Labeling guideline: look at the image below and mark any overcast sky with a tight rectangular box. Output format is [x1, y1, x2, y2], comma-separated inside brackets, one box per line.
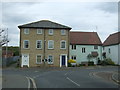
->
[1, 0, 118, 46]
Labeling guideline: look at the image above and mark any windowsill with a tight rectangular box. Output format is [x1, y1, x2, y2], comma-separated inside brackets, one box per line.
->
[36, 63, 42, 64]
[60, 48, 66, 50]
[48, 34, 53, 35]
[48, 63, 53, 65]
[37, 33, 42, 35]
[48, 48, 54, 50]
[61, 34, 66, 36]
[36, 48, 42, 50]
[23, 48, 29, 50]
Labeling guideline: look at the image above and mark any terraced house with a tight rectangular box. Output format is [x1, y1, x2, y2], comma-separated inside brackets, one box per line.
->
[18, 20, 71, 67]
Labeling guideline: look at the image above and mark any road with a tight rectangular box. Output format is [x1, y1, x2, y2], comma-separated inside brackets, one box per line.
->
[2, 66, 119, 89]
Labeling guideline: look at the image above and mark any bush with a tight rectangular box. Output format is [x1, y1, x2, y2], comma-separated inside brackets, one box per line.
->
[68, 62, 72, 67]
[88, 61, 94, 66]
[101, 58, 115, 65]
[68, 59, 76, 63]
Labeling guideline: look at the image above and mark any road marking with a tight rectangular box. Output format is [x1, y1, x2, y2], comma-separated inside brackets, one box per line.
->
[29, 77, 37, 89]
[65, 73, 68, 76]
[25, 77, 30, 89]
[66, 77, 80, 87]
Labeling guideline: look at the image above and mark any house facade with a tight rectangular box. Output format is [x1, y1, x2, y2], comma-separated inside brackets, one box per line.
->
[70, 32, 102, 65]
[103, 32, 120, 65]
[18, 20, 71, 67]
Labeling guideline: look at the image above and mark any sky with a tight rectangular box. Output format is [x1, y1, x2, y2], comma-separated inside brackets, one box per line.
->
[0, 0, 119, 46]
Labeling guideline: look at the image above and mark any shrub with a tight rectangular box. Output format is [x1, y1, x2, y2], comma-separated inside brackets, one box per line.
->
[88, 61, 94, 66]
[101, 58, 115, 65]
[68, 62, 72, 67]
[68, 59, 76, 63]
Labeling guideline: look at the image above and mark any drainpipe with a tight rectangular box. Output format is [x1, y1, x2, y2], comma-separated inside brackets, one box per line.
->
[43, 29, 46, 66]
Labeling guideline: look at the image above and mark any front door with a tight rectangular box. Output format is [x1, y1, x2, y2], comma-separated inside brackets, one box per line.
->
[21, 54, 29, 67]
[60, 54, 67, 67]
[62, 55, 66, 66]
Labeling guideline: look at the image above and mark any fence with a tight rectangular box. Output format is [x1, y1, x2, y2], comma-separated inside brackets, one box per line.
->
[2, 56, 20, 67]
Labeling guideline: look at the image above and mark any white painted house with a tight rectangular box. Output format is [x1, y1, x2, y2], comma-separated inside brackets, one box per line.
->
[103, 32, 120, 65]
[70, 32, 102, 65]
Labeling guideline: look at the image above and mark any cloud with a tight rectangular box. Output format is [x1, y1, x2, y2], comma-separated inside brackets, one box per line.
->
[2, 2, 118, 46]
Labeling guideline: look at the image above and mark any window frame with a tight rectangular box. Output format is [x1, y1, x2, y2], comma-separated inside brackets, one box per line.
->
[48, 55, 54, 64]
[24, 28, 29, 34]
[61, 29, 66, 35]
[94, 45, 98, 49]
[23, 40, 29, 49]
[37, 29, 42, 34]
[36, 40, 42, 49]
[72, 45, 76, 50]
[71, 55, 76, 60]
[82, 47, 86, 53]
[60, 40, 66, 49]
[48, 29, 53, 35]
[36, 54, 42, 64]
[48, 40, 54, 49]
[108, 48, 111, 54]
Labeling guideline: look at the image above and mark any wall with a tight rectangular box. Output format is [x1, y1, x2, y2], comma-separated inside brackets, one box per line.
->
[103, 44, 119, 65]
[70, 45, 102, 64]
[20, 28, 69, 67]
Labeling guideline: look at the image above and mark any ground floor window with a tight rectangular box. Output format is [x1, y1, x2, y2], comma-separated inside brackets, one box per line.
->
[36, 54, 42, 64]
[71, 55, 76, 60]
[48, 55, 54, 64]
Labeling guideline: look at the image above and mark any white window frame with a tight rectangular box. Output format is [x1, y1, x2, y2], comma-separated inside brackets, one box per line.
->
[48, 40, 54, 49]
[94, 45, 98, 49]
[23, 40, 29, 49]
[36, 40, 42, 49]
[36, 54, 42, 64]
[37, 29, 42, 34]
[48, 55, 54, 64]
[71, 55, 76, 60]
[71, 45, 76, 50]
[82, 47, 86, 53]
[60, 40, 66, 49]
[24, 28, 29, 34]
[61, 29, 66, 35]
[49, 29, 53, 35]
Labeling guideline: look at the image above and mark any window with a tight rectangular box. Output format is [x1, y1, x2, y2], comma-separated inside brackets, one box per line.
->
[94, 45, 98, 49]
[49, 29, 53, 35]
[37, 29, 42, 34]
[24, 28, 29, 34]
[60, 40, 66, 49]
[108, 48, 111, 54]
[72, 45, 76, 50]
[48, 55, 53, 64]
[36, 55, 42, 64]
[23, 40, 29, 49]
[36, 40, 42, 49]
[61, 30, 66, 35]
[71, 55, 76, 60]
[82, 48, 86, 53]
[48, 40, 54, 49]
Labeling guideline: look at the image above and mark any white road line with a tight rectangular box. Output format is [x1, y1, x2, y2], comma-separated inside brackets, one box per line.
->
[29, 77, 37, 89]
[65, 73, 68, 76]
[66, 77, 80, 87]
[25, 76, 30, 89]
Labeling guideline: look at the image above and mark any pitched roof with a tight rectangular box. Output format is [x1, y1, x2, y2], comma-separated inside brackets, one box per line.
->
[103, 32, 120, 46]
[70, 32, 102, 45]
[18, 20, 71, 29]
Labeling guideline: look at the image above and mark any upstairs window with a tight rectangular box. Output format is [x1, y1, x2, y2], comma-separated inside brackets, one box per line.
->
[94, 45, 98, 49]
[49, 29, 53, 35]
[82, 48, 86, 53]
[24, 28, 29, 34]
[48, 40, 54, 49]
[36, 40, 42, 49]
[37, 29, 42, 34]
[48, 55, 53, 64]
[23, 40, 29, 49]
[60, 40, 66, 49]
[36, 54, 42, 64]
[108, 48, 111, 54]
[72, 45, 76, 50]
[61, 30, 66, 35]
